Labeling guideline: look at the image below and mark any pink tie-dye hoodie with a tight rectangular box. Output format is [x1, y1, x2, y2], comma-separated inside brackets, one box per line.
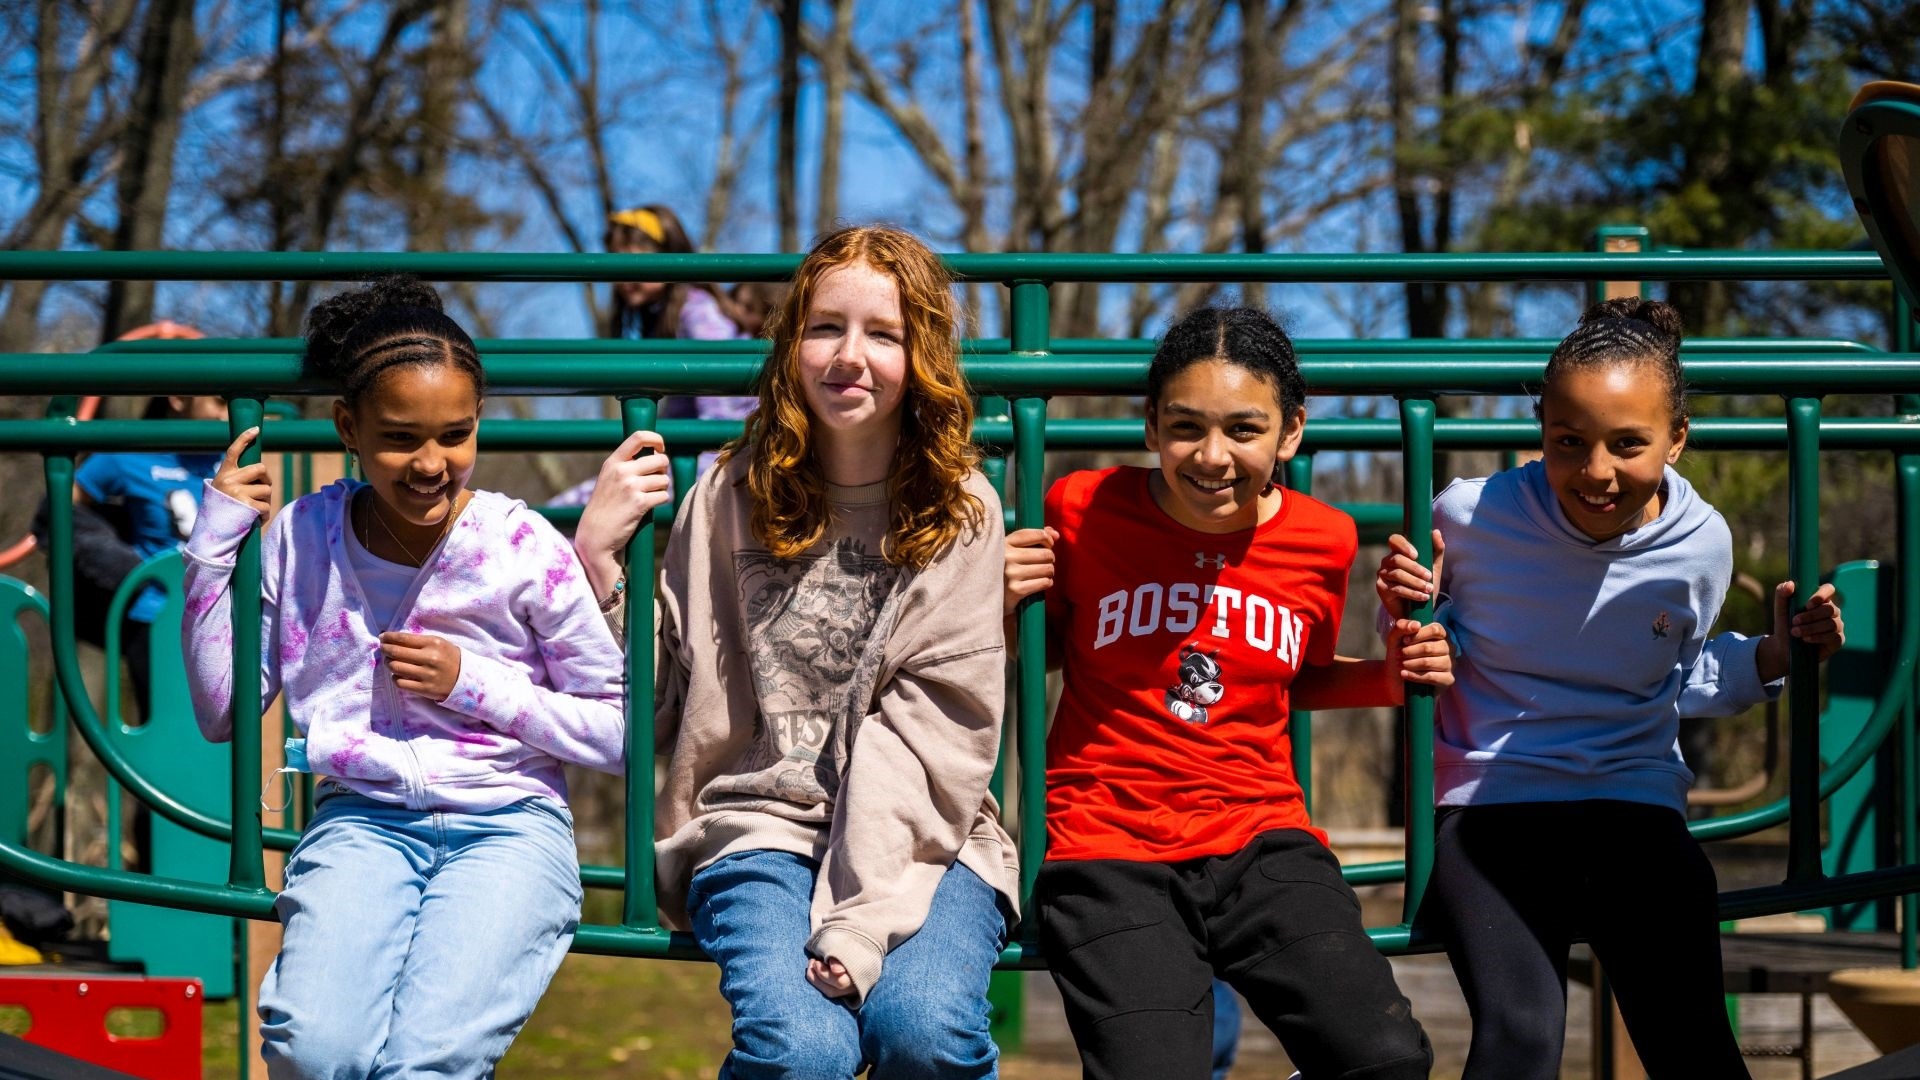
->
[182, 479, 626, 812]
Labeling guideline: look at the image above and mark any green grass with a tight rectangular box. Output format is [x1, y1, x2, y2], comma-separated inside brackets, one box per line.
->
[503, 955, 735, 1079]
[192, 957, 1082, 1079]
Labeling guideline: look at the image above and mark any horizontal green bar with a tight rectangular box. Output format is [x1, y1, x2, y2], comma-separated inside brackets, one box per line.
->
[7, 416, 1920, 454]
[8, 352, 1920, 396]
[0, 249, 1886, 284]
[9, 830, 1911, 964]
[91, 335, 1883, 358]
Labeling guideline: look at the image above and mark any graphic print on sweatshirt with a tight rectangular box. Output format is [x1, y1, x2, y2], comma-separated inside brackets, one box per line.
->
[1164, 644, 1225, 723]
[704, 536, 904, 813]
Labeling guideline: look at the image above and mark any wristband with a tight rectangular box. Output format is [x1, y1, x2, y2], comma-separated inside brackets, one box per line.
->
[598, 575, 627, 614]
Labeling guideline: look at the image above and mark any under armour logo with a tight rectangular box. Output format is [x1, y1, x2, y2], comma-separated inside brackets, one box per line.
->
[1195, 552, 1227, 569]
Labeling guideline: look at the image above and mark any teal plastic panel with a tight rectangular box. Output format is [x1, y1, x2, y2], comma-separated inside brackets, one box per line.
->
[0, 577, 65, 851]
[1823, 560, 1899, 930]
[103, 551, 239, 997]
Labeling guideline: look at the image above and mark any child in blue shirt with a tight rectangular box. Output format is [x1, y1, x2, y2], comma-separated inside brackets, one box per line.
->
[1380, 297, 1846, 1078]
[66, 395, 228, 709]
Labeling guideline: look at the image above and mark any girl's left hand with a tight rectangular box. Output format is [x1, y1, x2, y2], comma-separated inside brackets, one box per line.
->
[1756, 581, 1846, 681]
[1386, 618, 1454, 691]
[806, 957, 855, 999]
[380, 632, 464, 701]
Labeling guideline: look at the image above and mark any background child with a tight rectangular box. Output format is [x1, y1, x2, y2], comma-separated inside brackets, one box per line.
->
[605, 204, 755, 430]
[29, 320, 221, 717]
[1004, 306, 1447, 1080]
[579, 224, 1017, 1079]
[185, 276, 625, 1079]
[726, 280, 790, 339]
[1379, 297, 1846, 1079]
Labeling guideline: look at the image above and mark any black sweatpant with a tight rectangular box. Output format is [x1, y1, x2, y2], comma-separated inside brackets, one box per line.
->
[1037, 829, 1432, 1080]
[1424, 800, 1748, 1080]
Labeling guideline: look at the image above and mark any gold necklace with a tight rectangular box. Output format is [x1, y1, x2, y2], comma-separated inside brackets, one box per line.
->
[361, 491, 459, 566]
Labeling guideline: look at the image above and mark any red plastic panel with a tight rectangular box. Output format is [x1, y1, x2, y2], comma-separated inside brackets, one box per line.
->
[0, 975, 202, 1079]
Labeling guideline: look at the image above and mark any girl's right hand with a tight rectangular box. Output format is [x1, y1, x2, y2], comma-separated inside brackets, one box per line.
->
[1004, 526, 1058, 616]
[575, 429, 671, 599]
[212, 428, 272, 515]
[1376, 529, 1444, 619]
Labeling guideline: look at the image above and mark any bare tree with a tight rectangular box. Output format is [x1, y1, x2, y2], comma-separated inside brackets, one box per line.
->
[102, 0, 198, 341]
[0, 0, 142, 353]
[776, 0, 803, 251]
[814, 0, 854, 234]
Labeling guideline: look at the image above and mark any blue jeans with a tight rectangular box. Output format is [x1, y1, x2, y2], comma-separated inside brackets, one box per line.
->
[1211, 978, 1240, 1080]
[688, 849, 1006, 1080]
[258, 791, 582, 1080]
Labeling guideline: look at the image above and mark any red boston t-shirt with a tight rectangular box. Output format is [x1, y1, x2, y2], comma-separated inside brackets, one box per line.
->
[1043, 466, 1355, 862]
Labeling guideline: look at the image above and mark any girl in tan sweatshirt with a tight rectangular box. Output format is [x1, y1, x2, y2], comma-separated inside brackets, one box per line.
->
[576, 225, 1017, 1079]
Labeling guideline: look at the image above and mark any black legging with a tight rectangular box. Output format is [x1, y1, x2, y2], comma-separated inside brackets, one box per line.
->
[1423, 800, 1749, 1080]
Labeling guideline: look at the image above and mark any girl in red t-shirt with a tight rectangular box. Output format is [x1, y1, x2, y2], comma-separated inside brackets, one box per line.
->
[1004, 306, 1451, 1080]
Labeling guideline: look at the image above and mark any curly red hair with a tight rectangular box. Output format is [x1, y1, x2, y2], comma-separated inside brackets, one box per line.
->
[722, 225, 982, 569]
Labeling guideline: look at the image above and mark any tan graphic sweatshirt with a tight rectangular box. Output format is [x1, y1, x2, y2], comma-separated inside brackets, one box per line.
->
[648, 455, 1018, 1005]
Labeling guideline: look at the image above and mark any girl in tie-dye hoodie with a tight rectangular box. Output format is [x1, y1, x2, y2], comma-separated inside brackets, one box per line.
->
[183, 277, 624, 1080]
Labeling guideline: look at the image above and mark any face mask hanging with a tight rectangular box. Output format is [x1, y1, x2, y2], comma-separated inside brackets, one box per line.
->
[261, 738, 311, 814]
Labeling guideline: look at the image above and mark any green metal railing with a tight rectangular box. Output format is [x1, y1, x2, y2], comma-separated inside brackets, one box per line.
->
[2, 250, 1918, 976]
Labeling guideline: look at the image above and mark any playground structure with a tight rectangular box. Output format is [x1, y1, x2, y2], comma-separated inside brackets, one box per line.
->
[1, 85, 1920, 1077]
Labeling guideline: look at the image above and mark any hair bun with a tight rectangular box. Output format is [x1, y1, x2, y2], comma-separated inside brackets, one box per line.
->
[1579, 296, 1683, 342]
[302, 274, 446, 380]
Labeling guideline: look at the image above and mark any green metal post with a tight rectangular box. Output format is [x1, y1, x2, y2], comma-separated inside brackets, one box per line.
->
[1902, 456, 1920, 969]
[227, 398, 267, 892]
[621, 397, 660, 930]
[1285, 454, 1315, 814]
[1898, 311, 1918, 965]
[1398, 399, 1437, 925]
[1786, 396, 1824, 882]
[1012, 397, 1049, 924]
[1009, 277, 1051, 937]
[39, 457, 305, 854]
[1590, 225, 1651, 306]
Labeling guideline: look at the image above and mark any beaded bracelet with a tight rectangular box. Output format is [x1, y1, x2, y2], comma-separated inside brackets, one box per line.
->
[597, 575, 627, 614]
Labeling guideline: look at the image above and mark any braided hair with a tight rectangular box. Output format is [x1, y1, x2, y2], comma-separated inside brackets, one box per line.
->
[1146, 306, 1306, 416]
[303, 275, 486, 406]
[1538, 297, 1687, 436]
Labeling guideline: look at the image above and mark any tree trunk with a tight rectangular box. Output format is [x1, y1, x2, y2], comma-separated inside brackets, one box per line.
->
[103, 0, 197, 342]
[815, 0, 853, 235]
[267, 0, 296, 336]
[1391, 0, 1446, 339]
[1673, 0, 1752, 334]
[703, 0, 750, 253]
[777, 0, 802, 252]
[958, 0, 989, 319]
[0, 0, 139, 353]
[1231, 0, 1269, 305]
[409, 0, 468, 254]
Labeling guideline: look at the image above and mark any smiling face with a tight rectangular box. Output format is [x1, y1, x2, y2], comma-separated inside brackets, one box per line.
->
[334, 363, 482, 530]
[1144, 359, 1305, 534]
[796, 261, 909, 446]
[1540, 363, 1687, 542]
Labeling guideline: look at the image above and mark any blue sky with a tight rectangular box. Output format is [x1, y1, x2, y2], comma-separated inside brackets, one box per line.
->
[1, 0, 1881, 352]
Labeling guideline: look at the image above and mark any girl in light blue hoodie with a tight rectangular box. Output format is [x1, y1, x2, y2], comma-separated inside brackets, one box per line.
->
[1379, 297, 1845, 1080]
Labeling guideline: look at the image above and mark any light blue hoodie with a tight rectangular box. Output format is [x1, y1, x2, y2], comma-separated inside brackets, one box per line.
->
[1423, 460, 1781, 811]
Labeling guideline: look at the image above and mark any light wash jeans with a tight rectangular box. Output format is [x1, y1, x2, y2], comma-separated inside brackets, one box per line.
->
[688, 849, 1007, 1080]
[258, 790, 582, 1080]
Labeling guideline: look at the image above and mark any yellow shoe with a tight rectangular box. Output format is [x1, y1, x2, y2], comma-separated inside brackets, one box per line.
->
[0, 924, 42, 965]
